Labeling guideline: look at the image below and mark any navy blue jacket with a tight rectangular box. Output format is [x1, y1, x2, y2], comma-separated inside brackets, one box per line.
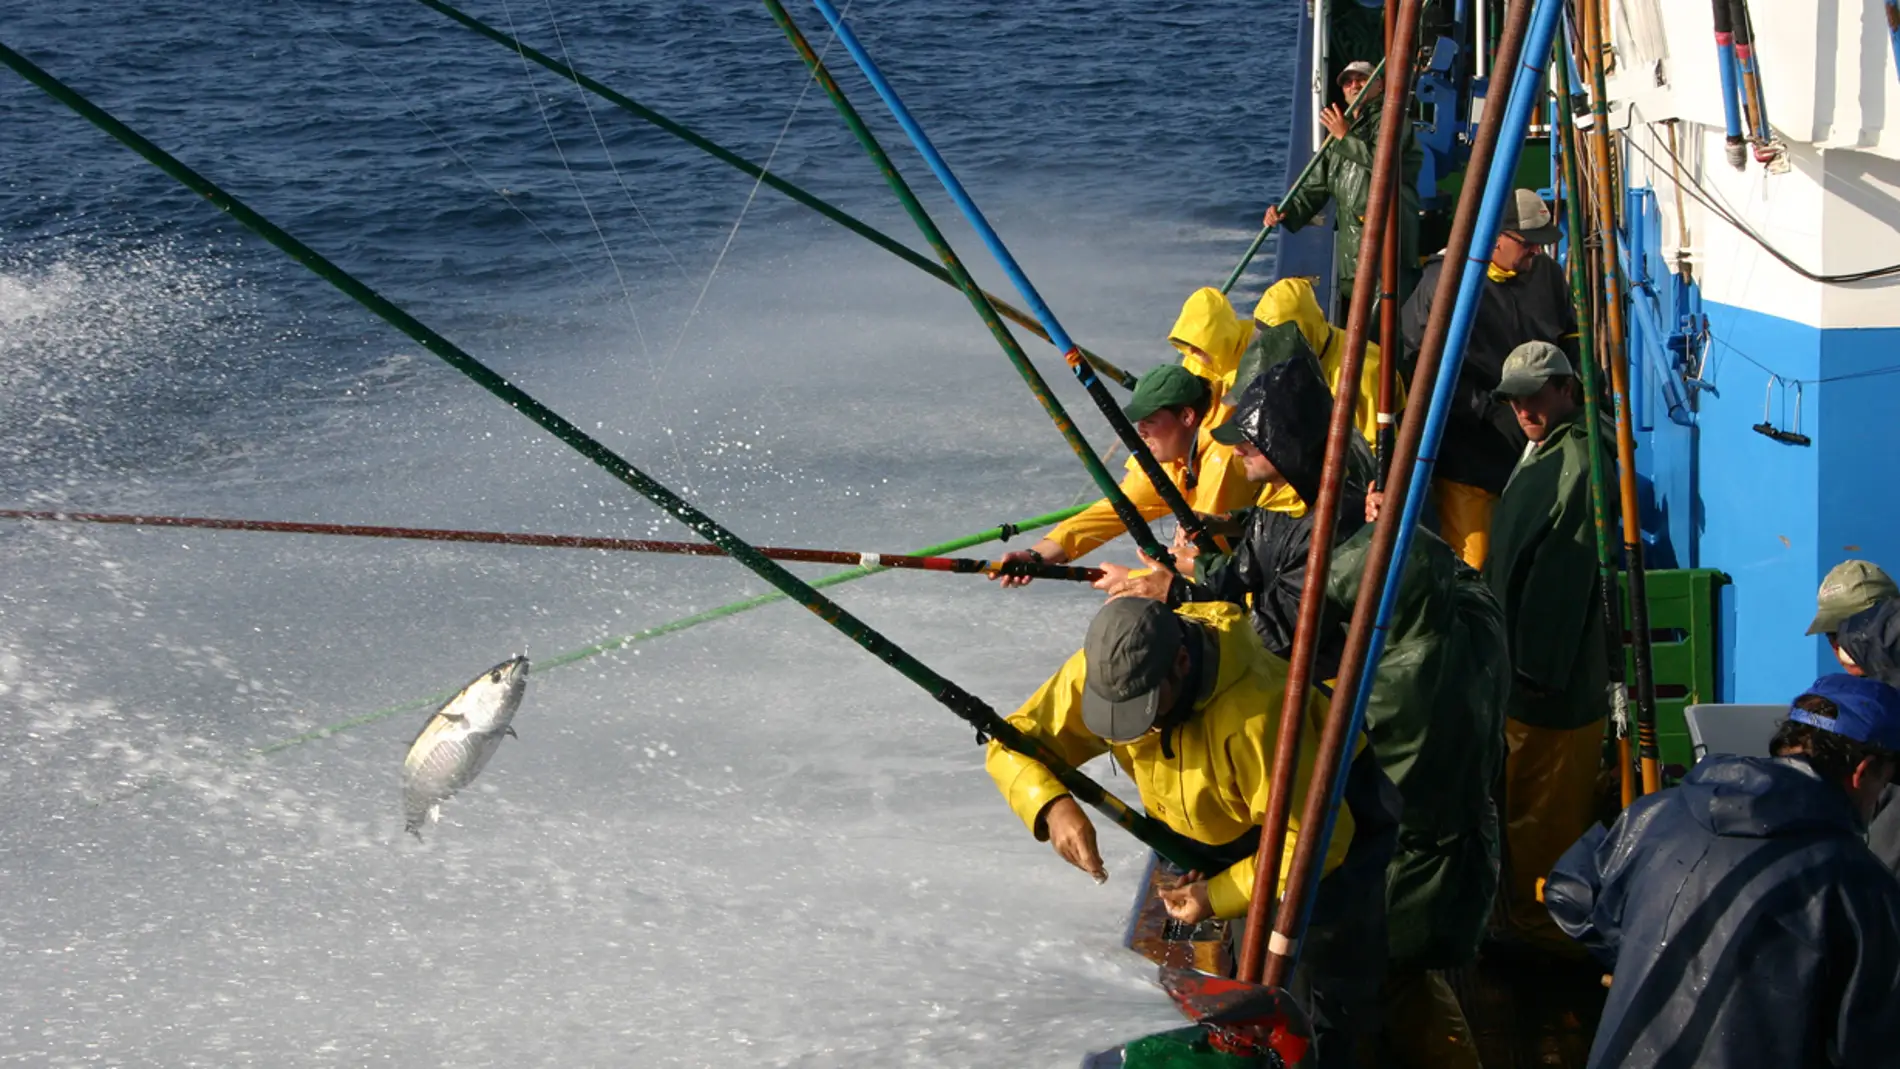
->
[1545, 755, 1900, 1069]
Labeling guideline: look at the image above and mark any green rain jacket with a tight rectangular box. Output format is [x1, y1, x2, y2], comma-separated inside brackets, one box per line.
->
[1482, 412, 1612, 731]
[1276, 99, 1423, 293]
[1327, 526, 1508, 967]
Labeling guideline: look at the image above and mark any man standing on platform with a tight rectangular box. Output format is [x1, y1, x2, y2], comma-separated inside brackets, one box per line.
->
[1481, 340, 1610, 957]
[1263, 60, 1422, 314]
[1400, 190, 1575, 568]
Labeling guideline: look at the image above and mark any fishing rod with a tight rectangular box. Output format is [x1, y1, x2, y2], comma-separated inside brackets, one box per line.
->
[760, 0, 1183, 559]
[801, 0, 1217, 565]
[1709, 0, 1747, 169]
[1240, 0, 1426, 987]
[1555, 32, 1636, 808]
[409, 0, 1136, 389]
[1579, 0, 1662, 795]
[0, 508, 1106, 582]
[1, 40, 1222, 873]
[1221, 56, 1390, 296]
[1376, 8, 1401, 490]
[1727, 0, 1772, 160]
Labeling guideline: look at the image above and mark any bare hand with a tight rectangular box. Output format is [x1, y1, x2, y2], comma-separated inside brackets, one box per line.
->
[1041, 797, 1106, 882]
[1319, 103, 1350, 141]
[1261, 205, 1283, 229]
[990, 542, 1064, 589]
[1093, 550, 1177, 602]
[1158, 879, 1214, 923]
[1365, 490, 1384, 523]
[1168, 528, 1202, 580]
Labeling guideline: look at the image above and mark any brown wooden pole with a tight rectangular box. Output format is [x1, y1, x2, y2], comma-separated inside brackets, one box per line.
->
[1235, 0, 1424, 984]
[1256, 0, 1536, 987]
[1376, 0, 1402, 490]
[1579, 0, 1663, 795]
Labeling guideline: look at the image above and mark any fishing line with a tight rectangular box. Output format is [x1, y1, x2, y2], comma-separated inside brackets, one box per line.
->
[284, 0, 618, 311]
[658, 0, 857, 372]
[500, 0, 652, 359]
[538, 0, 693, 285]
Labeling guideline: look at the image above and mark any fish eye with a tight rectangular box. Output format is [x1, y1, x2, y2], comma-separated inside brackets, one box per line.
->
[489, 670, 503, 683]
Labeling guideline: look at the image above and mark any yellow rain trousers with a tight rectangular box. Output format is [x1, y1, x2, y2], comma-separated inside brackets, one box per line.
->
[1500, 716, 1603, 957]
[1169, 287, 1253, 407]
[985, 601, 1358, 918]
[1250, 278, 1404, 516]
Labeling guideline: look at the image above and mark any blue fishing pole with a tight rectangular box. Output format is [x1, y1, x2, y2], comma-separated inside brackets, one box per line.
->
[1710, 0, 1747, 169]
[802, 0, 1217, 561]
[1286, 0, 1566, 954]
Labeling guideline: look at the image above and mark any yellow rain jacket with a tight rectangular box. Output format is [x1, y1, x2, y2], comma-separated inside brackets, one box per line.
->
[1248, 277, 1405, 515]
[985, 600, 1358, 919]
[1169, 287, 1254, 406]
[1046, 289, 1261, 560]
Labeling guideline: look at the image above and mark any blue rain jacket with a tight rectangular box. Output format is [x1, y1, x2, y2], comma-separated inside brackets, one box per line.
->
[1545, 754, 1900, 1069]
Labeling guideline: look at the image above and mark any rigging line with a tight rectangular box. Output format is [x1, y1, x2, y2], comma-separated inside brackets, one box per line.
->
[284, 0, 618, 311]
[1624, 132, 1900, 284]
[1703, 325, 1900, 386]
[659, 1, 855, 372]
[500, 0, 651, 359]
[538, 0, 692, 285]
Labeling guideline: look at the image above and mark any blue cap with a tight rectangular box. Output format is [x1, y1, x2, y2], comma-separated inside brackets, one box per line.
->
[1788, 674, 1900, 750]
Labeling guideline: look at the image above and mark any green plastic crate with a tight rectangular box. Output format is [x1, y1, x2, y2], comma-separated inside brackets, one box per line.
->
[1618, 568, 1728, 771]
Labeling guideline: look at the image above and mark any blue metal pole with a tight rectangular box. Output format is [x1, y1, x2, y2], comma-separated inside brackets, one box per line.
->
[1290, 0, 1567, 947]
[1889, 2, 1900, 94]
[803, 0, 1212, 563]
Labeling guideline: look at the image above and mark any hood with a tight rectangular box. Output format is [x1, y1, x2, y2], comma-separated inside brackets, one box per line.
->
[1676, 755, 1866, 839]
[1224, 354, 1333, 509]
[1838, 599, 1900, 686]
[1251, 277, 1332, 358]
[1169, 287, 1253, 387]
[1176, 601, 1260, 705]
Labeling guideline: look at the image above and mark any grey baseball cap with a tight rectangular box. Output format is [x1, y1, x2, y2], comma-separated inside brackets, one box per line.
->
[1502, 189, 1562, 246]
[1493, 340, 1576, 399]
[1807, 560, 1899, 636]
[1081, 598, 1182, 742]
[1337, 60, 1376, 87]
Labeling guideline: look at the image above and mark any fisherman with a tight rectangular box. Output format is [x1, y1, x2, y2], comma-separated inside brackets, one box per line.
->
[1544, 674, 1900, 1069]
[987, 594, 1396, 1068]
[1398, 190, 1576, 568]
[992, 294, 1260, 587]
[1248, 276, 1401, 450]
[1324, 527, 1508, 1069]
[1100, 355, 1369, 681]
[1481, 340, 1611, 957]
[990, 363, 1256, 587]
[1262, 60, 1422, 313]
[1831, 596, 1900, 876]
[1808, 559, 1899, 669]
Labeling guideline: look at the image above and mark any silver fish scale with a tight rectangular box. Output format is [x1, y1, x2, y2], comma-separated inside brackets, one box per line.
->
[403, 728, 509, 836]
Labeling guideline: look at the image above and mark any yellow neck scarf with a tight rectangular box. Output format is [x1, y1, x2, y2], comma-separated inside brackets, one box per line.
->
[1486, 262, 1519, 283]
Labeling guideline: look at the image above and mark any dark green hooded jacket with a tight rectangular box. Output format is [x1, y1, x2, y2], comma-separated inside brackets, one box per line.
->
[1277, 99, 1422, 294]
[1326, 526, 1508, 967]
[1482, 411, 1612, 730]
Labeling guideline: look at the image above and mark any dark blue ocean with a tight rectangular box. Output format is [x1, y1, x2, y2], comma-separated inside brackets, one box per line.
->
[1, 3, 1298, 1064]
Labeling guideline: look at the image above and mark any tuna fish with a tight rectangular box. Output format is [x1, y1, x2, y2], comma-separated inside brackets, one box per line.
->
[402, 655, 529, 839]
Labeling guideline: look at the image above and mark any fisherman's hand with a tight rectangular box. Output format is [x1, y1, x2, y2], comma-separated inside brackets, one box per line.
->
[1365, 490, 1384, 523]
[1158, 879, 1214, 924]
[1094, 552, 1176, 602]
[1261, 205, 1283, 229]
[1168, 529, 1201, 580]
[1041, 797, 1107, 883]
[1319, 103, 1350, 141]
[992, 541, 1065, 589]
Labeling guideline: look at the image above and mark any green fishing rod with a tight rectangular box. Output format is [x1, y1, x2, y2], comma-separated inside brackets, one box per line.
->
[1219, 55, 1388, 295]
[763, 0, 1213, 561]
[0, 40, 1219, 872]
[407, 0, 1134, 391]
[1554, 35, 1634, 807]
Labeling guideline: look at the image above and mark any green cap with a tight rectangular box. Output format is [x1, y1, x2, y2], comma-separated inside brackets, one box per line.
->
[1492, 340, 1576, 399]
[1807, 560, 1898, 635]
[1081, 598, 1182, 742]
[1125, 364, 1210, 422]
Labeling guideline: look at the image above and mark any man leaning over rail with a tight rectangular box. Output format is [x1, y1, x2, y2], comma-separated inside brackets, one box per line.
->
[986, 594, 1396, 1069]
[1545, 674, 1900, 1069]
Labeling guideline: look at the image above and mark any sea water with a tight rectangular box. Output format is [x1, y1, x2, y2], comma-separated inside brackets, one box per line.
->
[0, 2, 1296, 1064]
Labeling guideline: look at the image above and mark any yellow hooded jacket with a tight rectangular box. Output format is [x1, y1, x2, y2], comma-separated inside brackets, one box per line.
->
[984, 600, 1358, 919]
[1248, 278, 1406, 515]
[1045, 290, 1261, 561]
